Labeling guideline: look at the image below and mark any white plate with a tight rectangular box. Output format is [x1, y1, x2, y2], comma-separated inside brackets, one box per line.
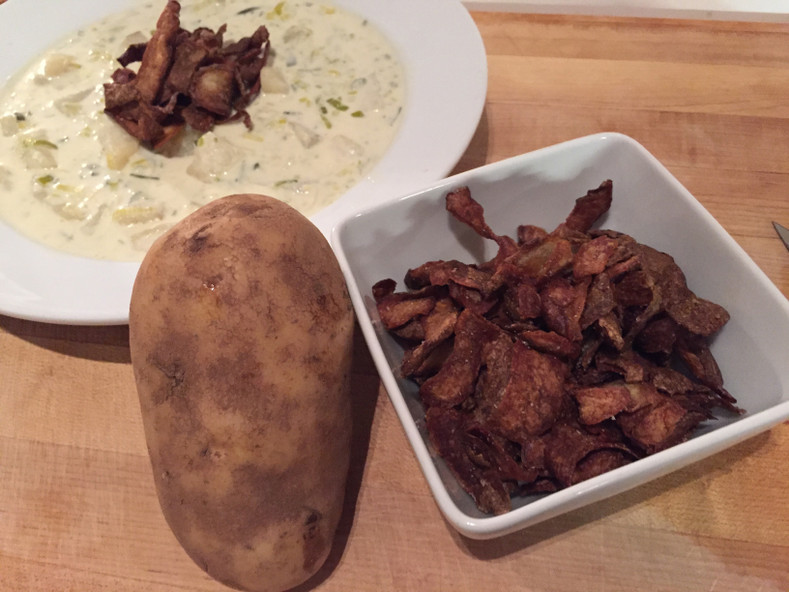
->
[0, 0, 487, 325]
[333, 132, 789, 539]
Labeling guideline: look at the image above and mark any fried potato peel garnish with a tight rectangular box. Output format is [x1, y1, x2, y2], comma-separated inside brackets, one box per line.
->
[103, 0, 269, 152]
[373, 180, 742, 515]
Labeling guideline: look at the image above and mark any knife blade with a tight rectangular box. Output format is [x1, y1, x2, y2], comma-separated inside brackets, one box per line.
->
[773, 221, 789, 251]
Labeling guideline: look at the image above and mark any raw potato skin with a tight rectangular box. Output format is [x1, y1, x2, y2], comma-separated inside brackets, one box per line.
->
[129, 194, 354, 592]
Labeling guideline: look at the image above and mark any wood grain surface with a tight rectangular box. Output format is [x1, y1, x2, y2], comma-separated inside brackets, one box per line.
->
[2, 11, 788, 592]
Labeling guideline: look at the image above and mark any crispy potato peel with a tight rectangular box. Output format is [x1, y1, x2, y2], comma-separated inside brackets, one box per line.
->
[104, 0, 269, 151]
[373, 180, 741, 514]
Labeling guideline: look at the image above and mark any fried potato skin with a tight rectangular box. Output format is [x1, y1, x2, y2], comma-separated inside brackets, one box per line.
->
[129, 193, 354, 592]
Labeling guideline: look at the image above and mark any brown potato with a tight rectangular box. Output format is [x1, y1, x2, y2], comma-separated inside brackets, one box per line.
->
[129, 193, 354, 592]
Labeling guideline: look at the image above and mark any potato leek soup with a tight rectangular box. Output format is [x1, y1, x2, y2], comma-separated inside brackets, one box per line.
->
[0, 0, 405, 261]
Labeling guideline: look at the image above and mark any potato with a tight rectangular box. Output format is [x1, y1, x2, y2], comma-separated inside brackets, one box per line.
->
[129, 194, 354, 592]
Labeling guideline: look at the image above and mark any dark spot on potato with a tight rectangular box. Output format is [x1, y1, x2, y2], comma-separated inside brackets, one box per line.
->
[188, 224, 213, 252]
[302, 507, 325, 572]
[205, 353, 289, 425]
[150, 358, 186, 404]
[198, 445, 227, 463]
[248, 278, 263, 298]
[189, 462, 310, 547]
[202, 274, 222, 291]
[303, 353, 321, 366]
[317, 369, 336, 388]
[274, 252, 344, 330]
[232, 200, 270, 218]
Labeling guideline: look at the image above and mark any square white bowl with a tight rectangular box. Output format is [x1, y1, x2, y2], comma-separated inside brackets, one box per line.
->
[331, 132, 789, 539]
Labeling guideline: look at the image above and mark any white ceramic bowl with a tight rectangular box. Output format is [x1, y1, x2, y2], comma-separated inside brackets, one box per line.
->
[332, 132, 789, 539]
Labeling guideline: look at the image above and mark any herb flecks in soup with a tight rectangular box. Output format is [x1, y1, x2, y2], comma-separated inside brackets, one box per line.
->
[0, 0, 405, 261]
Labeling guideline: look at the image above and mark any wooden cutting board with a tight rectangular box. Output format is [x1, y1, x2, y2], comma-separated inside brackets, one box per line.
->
[1, 10, 788, 592]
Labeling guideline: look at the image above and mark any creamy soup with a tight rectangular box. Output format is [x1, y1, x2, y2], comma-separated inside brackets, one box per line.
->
[0, 0, 404, 261]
